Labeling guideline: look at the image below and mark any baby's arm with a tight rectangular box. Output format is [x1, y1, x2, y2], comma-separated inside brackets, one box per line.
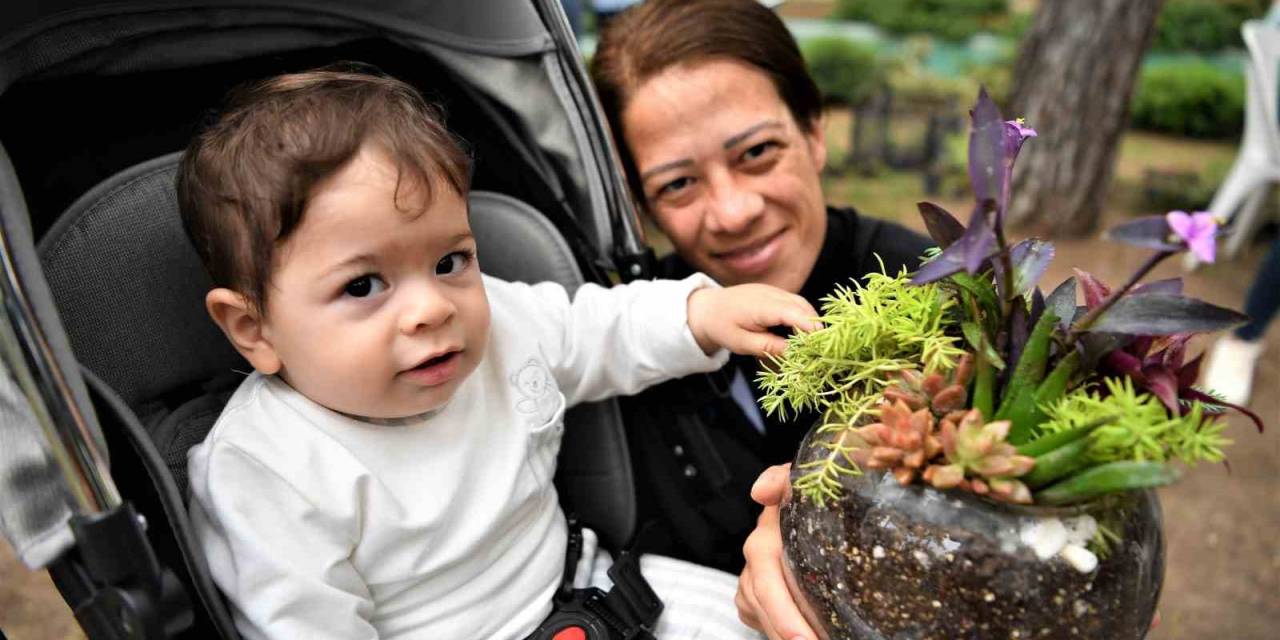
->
[491, 275, 816, 407]
[189, 443, 377, 639]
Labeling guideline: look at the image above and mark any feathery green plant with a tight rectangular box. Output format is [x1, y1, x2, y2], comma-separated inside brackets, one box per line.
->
[1037, 377, 1229, 466]
[757, 264, 968, 504]
[757, 265, 966, 427]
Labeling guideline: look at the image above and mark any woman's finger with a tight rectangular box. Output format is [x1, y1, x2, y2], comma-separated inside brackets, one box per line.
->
[742, 505, 815, 640]
[751, 464, 792, 506]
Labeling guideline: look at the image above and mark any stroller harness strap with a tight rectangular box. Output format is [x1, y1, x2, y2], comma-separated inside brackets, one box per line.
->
[524, 518, 662, 640]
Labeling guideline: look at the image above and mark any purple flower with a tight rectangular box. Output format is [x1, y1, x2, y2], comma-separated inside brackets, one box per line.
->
[1165, 210, 1218, 263]
[1003, 118, 1037, 158]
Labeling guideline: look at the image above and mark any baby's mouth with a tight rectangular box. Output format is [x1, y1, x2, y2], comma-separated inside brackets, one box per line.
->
[412, 351, 457, 371]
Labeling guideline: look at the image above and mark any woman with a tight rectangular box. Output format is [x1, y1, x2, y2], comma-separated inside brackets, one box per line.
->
[591, 1, 932, 637]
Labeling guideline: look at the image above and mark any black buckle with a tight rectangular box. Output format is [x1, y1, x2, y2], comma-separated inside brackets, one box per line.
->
[524, 519, 663, 640]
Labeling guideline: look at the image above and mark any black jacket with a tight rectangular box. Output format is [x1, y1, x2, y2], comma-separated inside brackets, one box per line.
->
[622, 206, 933, 571]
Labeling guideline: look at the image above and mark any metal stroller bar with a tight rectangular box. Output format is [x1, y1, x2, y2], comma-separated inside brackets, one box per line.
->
[0, 154, 118, 516]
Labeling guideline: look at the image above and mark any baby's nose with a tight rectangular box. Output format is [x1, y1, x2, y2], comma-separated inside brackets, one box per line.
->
[399, 287, 455, 334]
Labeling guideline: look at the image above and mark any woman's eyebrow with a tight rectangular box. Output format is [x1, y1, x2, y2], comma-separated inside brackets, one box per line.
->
[723, 120, 783, 150]
[640, 158, 693, 182]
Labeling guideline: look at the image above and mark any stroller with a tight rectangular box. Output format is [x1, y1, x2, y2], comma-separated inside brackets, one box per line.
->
[0, 1, 657, 637]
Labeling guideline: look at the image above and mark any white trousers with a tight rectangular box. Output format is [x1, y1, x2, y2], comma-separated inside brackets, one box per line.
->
[577, 529, 764, 640]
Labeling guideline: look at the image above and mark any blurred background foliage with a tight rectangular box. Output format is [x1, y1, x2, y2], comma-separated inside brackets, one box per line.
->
[784, 0, 1272, 221]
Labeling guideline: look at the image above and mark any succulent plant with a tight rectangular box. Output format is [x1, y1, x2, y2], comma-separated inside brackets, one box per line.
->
[923, 409, 1036, 504]
[849, 400, 943, 486]
[881, 353, 974, 418]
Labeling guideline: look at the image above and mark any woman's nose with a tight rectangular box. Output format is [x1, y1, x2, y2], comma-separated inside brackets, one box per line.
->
[399, 284, 456, 334]
[704, 170, 764, 234]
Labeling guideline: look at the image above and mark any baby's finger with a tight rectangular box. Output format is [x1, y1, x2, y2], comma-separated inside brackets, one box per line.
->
[756, 331, 790, 358]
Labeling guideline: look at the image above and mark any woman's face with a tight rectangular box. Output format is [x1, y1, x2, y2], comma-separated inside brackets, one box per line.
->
[621, 58, 827, 293]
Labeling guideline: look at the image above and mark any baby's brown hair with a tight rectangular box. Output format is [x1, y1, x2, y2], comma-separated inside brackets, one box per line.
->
[177, 66, 472, 313]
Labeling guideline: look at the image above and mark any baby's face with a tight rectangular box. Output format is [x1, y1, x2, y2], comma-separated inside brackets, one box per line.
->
[260, 146, 489, 418]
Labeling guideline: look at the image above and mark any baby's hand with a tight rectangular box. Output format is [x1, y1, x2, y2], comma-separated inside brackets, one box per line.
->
[687, 284, 820, 357]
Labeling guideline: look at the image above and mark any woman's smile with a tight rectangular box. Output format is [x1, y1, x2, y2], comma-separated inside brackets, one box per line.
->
[712, 228, 788, 276]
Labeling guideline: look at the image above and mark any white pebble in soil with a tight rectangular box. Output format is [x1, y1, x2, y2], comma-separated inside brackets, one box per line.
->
[1020, 517, 1068, 560]
[1059, 544, 1099, 573]
[1062, 515, 1098, 546]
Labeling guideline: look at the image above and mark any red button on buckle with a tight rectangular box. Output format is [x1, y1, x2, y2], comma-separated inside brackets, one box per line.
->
[552, 626, 586, 640]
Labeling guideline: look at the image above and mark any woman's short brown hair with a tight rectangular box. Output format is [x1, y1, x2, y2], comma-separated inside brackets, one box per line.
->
[590, 0, 822, 196]
[177, 66, 471, 314]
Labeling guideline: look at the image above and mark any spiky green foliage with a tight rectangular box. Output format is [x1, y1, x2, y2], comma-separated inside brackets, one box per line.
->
[762, 265, 968, 505]
[758, 266, 967, 428]
[1037, 377, 1229, 466]
[793, 429, 865, 508]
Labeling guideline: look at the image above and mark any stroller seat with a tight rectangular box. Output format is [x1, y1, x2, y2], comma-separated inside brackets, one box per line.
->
[36, 152, 637, 637]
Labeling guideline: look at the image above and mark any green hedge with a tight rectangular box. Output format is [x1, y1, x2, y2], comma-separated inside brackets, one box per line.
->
[801, 37, 883, 105]
[1130, 62, 1245, 139]
[833, 0, 1009, 42]
[1152, 0, 1266, 52]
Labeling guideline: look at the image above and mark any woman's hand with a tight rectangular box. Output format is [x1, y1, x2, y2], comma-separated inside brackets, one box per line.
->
[736, 464, 820, 640]
[687, 284, 819, 357]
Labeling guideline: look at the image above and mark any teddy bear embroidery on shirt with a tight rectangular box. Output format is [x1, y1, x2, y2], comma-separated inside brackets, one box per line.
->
[510, 358, 561, 428]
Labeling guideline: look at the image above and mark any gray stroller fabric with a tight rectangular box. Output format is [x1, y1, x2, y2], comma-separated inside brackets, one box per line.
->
[0, 362, 76, 568]
[38, 153, 245, 413]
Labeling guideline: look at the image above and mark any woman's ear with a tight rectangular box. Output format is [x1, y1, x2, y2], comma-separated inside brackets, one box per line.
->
[804, 115, 828, 173]
[205, 288, 281, 374]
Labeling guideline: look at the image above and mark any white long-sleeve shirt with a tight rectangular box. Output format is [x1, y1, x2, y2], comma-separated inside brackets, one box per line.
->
[187, 275, 728, 639]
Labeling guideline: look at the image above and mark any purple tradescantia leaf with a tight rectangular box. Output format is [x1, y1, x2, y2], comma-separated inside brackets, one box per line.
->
[1046, 277, 1078, 332]
[1141, 366, 1182, 413]
[1105, 216, 1183, 252]
[1088, 294, 1249, 335]
[1080, 332, 1132, 371]
[1131, 278, 1184, 297]
[1166, 210, 1219, 263]
[1183, 388, 1265, 432]
[1029, 287, 1046, 330]
[1178, 354, 1203, 389]
[1003, 302, 1031, 389]
[1009, 239, 1055, 297]
[918, 202, 966, 249]
[1073, 268, 1112, 309]
[1107, 348, 1144, 378]
[968, 87, 1007, 215]
[911, 204, 997, 284]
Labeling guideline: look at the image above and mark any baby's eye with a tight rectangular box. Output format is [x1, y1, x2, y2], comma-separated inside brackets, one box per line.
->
[343, 275, 387, 298]
[436, 251, 472, 276]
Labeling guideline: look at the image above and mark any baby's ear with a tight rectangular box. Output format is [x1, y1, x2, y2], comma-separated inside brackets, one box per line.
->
[205, 288, 281, 374]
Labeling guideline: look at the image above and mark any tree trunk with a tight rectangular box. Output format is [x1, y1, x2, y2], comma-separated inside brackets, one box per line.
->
[1006, 0, 1164, 236]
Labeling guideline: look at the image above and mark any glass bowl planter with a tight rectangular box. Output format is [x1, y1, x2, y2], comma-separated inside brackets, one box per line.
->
[781, 423, 1164, 640]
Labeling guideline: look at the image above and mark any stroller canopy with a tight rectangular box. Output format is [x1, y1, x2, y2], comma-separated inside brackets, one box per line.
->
[0, 0, 642, 259]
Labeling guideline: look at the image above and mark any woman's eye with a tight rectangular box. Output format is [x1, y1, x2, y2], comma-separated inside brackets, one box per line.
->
[656, 176, 694, 198]
[436, 251, 472, 275]
[741, 141, 779, 163]
[343, 275, 386, 298]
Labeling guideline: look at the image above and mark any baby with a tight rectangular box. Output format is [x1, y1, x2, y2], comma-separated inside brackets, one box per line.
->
[178, 68, 816, 639]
